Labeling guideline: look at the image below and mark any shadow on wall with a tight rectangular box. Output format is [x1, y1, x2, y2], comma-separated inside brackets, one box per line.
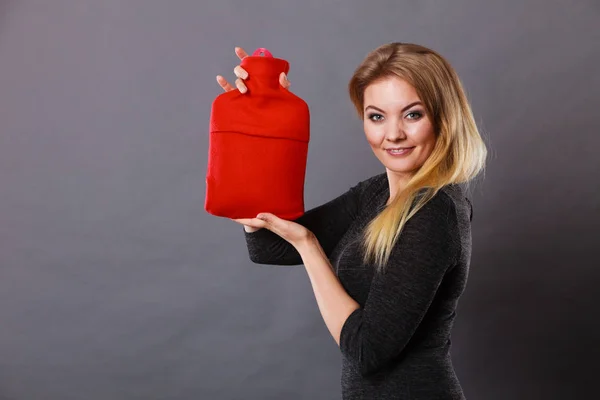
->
[458, 209, 598, 399]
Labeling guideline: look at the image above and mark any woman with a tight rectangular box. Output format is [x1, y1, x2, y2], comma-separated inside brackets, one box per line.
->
[216, 42, 487, 399]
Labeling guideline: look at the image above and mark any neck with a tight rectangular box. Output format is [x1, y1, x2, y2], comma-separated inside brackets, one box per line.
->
[240, 56, 289, 91]
[385, 169, 412, 205]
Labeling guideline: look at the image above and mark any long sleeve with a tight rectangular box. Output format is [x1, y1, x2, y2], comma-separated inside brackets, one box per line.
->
[243, 177, 370, 265]
[338, 192, 461, 377]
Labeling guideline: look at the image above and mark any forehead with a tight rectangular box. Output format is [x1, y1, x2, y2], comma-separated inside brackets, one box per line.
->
[364, 76, 419, 105]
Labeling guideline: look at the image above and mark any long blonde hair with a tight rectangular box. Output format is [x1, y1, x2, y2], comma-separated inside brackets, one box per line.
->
[348, 42, 488, 273]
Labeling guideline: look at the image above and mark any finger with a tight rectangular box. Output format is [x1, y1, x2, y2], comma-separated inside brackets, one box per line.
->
[235, 77, 247, 93]
[255, 214, 286, 237]
[279, 72, 290, 89]
[233, 217, 267, 227]
[256, 213, 277, 225]
[235, 46, 249, 60]
[216, 75, 235, 92]
[234, 65, 248, 80]
[243, 225, 260, 233]
[231, 218, 264, 233]
[232, 218, 254, 224]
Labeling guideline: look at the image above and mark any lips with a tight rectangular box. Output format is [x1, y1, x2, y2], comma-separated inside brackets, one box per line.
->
[386, 146, 415, 156]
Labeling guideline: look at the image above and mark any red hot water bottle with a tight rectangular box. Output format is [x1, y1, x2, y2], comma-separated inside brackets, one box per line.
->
[205, 48, 310, 220]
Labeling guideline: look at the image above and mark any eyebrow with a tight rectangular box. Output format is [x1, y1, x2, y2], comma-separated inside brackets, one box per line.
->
[364, 101, 422, 114]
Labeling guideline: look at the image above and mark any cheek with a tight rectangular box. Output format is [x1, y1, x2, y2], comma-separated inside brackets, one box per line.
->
[363, 123, 383, 146]
[410, 123, 436, 146]
[424, 130, 437, 148]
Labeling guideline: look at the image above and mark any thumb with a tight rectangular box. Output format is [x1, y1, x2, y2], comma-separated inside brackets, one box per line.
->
[257, 212, 276, 222]
[280, 72, 290, 89]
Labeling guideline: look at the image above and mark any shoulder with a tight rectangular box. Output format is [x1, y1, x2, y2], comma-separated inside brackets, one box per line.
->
[343, 172, 387, 199]
[351, 172, 388, 208]
[360, 172, 388, 195]
[403, 188, 462, 252]
[399, 190, 461, 265]
[352, 172, 387, 190]
[413, 188, 459, 226]
[439, 183, 473, 224]
[415, 184, 472, 222]
[376, 189, 461, 269]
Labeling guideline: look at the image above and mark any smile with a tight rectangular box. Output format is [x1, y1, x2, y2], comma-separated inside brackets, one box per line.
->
[386, 147, 415, 156]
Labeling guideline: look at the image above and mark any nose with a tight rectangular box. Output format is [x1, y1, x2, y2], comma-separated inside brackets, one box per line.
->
[386, 123, 407, 142]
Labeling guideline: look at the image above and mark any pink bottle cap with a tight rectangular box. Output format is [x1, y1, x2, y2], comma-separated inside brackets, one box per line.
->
[252, 48, 273, 57]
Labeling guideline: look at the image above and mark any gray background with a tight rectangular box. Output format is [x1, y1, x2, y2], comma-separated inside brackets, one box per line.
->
[1, 0, 598, 399]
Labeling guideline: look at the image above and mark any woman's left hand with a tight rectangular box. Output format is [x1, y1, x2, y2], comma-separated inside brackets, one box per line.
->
[232, 213, 315, 249]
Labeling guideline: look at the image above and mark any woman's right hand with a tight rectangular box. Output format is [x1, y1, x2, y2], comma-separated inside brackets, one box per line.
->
[216, 46, 291, 94]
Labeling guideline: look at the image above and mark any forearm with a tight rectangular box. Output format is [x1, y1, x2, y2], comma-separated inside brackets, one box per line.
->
[295, 236, 360, 346]
[244, 226, 303, 265]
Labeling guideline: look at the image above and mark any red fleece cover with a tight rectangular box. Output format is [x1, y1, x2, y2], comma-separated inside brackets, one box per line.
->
[205, 48, 310, 220]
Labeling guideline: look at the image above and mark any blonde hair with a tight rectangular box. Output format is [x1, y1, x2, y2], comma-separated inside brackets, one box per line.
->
[348, 42, 488, 273]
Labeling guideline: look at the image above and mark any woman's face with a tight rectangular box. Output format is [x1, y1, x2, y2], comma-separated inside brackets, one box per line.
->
[363, 76, 437, 182]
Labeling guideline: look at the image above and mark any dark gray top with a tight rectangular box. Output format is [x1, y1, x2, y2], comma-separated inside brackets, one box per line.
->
[243, 172, 473, 399]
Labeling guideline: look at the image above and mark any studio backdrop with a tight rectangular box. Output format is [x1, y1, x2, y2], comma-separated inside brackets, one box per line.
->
[0, 0, 598, 399]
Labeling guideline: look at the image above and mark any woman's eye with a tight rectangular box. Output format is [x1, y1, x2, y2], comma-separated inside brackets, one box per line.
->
[406, 111, 422, 120]
[368, 113, 384, 122]
[367, 111, 422, 122]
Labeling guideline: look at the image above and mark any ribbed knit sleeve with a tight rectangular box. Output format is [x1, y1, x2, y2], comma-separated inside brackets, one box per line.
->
[338, 192, 461, 377]
[243, 178, 370, 265]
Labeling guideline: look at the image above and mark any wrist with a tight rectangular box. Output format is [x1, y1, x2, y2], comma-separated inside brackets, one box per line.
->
[295, 233, 319, 253]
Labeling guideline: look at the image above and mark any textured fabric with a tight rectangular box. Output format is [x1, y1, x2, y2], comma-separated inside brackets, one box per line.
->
[243, 172, 473, 399]
[205, 48, 310, 220]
